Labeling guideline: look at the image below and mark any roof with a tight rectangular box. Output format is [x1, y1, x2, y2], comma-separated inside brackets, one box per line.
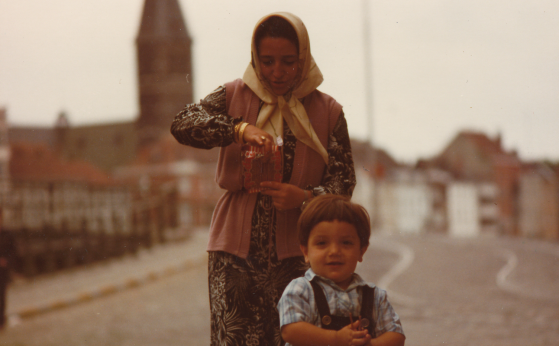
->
[452, 131, 519, 164]
[428, 130, 521, 180]
[134, 133, 219, 166]
[10, 142, 114, 185]
[458, 131, 506, 156]
[350, 138, 400, 178]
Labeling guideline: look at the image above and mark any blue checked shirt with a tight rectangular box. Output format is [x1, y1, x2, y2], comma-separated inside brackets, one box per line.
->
[277, 269, 404, 345]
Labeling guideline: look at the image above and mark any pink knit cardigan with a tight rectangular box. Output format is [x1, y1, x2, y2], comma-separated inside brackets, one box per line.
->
[207, 79, 342, 259]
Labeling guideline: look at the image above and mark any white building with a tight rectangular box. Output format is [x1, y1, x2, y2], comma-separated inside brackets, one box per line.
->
[447, 182, 479, 237]
[446, 182, 499, 237]
[377, 169, 433, 235]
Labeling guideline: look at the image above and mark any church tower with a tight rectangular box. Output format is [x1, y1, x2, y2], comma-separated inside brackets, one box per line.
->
[136, 0, 193, 146]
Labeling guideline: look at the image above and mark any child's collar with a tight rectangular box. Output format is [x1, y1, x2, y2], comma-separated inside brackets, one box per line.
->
[305, 268, 369, 292]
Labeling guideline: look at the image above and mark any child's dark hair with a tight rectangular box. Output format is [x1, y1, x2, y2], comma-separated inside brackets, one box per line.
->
[254, 16, 299, 54]
[298, 194, 371, 248]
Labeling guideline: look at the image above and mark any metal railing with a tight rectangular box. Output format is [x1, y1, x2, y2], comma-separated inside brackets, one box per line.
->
[1, 180, 181, 277]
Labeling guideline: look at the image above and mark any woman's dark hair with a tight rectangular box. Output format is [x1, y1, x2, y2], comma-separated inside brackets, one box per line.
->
[298, 194, 371, 248]
[254, 16, 299, 53]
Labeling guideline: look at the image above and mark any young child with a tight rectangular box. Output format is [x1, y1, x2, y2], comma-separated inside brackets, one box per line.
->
[277, 194, 405, 346]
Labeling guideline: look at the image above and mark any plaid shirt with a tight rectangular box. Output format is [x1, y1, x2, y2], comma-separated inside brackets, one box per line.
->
[277, 269, 404, 344]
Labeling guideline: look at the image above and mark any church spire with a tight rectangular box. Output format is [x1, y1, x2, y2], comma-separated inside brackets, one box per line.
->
[137, 0, 190, 39]
[135, 0, 193, 147]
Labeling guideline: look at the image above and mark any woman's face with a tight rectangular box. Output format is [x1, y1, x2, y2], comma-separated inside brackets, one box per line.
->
[258, 37, 298, 96]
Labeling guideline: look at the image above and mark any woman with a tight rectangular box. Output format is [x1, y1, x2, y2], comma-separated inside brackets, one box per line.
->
[171, 12, 356, 346]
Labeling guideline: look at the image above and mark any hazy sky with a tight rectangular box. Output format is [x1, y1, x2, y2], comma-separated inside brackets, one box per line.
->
[1, 0, 558, 163]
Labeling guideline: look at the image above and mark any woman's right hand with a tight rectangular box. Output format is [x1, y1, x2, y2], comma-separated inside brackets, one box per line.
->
[242, 124, 274, 152]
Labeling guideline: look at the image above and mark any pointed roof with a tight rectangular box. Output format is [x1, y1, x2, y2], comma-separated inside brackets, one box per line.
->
[136, 0, 190, 41]
[440, 131, 519, 164]
[455, 131, 505, 156]
[350, 138, 400, 179]
[54, 110, 70, 128]
[426, 130, 521, 180]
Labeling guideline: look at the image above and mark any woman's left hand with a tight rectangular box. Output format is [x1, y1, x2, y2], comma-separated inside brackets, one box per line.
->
[260, 182, 306, 210]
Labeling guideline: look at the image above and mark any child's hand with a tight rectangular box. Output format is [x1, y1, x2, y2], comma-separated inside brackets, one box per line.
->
[334, 321, 372, 346]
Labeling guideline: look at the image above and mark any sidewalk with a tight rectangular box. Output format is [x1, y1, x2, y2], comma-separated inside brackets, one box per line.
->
[6, 228, 209, 322]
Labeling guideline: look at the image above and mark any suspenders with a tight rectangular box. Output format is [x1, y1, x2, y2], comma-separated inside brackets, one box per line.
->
[309, 280, 376, 338]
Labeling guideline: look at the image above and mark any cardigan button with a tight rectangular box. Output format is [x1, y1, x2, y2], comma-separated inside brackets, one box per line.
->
[321, 315, 332, 326]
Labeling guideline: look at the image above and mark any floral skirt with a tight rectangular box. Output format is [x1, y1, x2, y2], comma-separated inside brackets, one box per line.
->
[208, 195, 306, 346]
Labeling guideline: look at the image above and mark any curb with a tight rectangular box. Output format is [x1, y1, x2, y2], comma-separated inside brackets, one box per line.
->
[8, 252, 207, 322]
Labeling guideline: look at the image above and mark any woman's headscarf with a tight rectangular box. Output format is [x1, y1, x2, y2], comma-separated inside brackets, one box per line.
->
[242, 12, 328, 164]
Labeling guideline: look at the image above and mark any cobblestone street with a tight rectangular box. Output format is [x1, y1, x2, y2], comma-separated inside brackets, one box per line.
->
[0, 231, 557, 345]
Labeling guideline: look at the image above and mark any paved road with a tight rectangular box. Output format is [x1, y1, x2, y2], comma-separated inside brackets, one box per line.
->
[0, 232, 557, 345]
[363, 233, 559, 346]
[0, 262, 210, 346]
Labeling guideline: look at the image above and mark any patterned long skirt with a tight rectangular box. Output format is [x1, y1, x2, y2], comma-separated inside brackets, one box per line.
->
[208, 195, 307, 346]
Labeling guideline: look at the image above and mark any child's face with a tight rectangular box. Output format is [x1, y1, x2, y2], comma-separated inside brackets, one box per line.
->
[300, 220, 368, 290]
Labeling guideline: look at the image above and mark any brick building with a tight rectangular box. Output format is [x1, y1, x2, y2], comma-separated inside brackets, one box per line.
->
[518, 163, 559, 240]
